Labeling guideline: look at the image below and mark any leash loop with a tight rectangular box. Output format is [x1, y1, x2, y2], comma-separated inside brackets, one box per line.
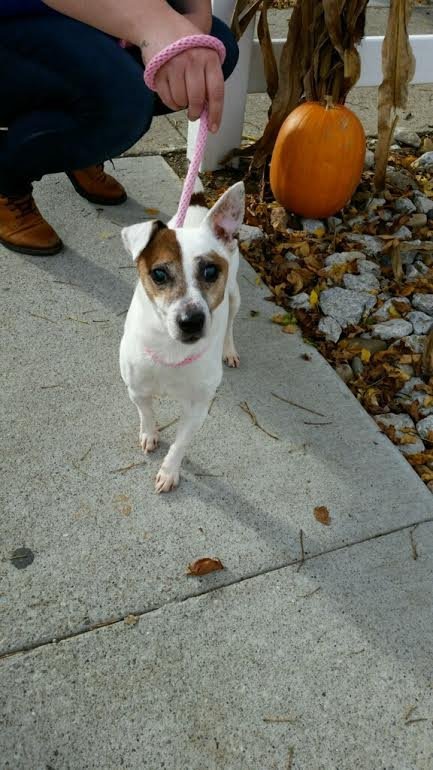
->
[143, 35, 226, 227]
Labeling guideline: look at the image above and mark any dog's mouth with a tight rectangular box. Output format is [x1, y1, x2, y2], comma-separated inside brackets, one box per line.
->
[179, 332, 204, 345]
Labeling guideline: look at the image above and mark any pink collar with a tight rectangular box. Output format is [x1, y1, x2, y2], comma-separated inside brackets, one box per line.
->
[143, 345, 208, 368]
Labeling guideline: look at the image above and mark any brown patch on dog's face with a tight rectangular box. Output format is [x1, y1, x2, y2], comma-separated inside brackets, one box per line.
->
[136, 226, 186, 303]
[195, 252, 229, 311]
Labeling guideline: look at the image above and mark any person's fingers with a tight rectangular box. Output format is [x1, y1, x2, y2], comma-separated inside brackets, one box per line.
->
[205, 55, 224, 132]
[165, 61, 188, 110]
[154, 72, 179, 112]
[185, 64, 206, 122]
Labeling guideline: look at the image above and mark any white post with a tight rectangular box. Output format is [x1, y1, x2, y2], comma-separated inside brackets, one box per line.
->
[187, 0, 256, 171]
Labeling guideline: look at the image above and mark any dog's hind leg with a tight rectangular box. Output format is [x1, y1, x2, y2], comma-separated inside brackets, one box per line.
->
[155, 398, 210, 493]
[129, 389, 159, 453]
[223, 282, 241, 368]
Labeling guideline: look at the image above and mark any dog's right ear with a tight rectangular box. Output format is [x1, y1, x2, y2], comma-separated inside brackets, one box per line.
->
[121, 220, 166, 262]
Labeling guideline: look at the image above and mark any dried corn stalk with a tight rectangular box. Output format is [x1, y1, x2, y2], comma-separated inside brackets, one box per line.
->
[257, 0, 279, 101]
[252, 0, 368, 167]
[374, 0, 415, 190]
[231, 0, 263, 40]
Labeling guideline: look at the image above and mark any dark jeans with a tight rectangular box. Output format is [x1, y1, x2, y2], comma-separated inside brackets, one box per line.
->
[0, 10, 238, 195]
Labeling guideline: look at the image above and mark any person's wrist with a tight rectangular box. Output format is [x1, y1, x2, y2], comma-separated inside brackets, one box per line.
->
[127, 6, 180, 59]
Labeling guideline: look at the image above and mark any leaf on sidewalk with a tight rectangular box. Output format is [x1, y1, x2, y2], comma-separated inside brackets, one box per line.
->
[314, 505, 331, 525]
[187, 557, 224, 576]
[124, 614, 139, 626]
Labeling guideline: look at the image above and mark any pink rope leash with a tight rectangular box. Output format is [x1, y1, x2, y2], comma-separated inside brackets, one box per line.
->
[143, 35, 226, 227]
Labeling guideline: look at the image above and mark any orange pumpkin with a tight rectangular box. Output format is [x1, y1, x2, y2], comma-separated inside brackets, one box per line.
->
[270, 99, 366, 219]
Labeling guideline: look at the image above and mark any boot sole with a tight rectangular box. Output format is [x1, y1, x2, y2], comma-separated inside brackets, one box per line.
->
[66, 173, 127, 206]
[0, 236, 63, 257]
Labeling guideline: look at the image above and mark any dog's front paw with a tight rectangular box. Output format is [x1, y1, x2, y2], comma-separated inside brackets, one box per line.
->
[140, 431, 159, 453]
[223, 348, 240, 368]
[155, 466, 180, 494]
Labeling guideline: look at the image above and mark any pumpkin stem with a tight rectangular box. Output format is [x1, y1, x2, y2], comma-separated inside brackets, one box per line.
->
[324, 94, 334, 110]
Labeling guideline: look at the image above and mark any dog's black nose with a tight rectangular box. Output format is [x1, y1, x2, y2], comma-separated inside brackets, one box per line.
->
[177, 311, 205, 336]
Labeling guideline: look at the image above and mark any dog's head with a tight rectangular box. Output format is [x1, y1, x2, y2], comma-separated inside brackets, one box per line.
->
[121, 182, 244, 345]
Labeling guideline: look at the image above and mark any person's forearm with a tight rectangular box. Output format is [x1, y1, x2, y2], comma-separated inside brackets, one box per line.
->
[42, 0, 183, 47]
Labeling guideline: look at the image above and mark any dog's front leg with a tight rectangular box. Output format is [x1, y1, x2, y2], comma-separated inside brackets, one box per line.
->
[128, 389, 159, 453]
[223, 282, 241, 368]
[155, 398, 210, 493]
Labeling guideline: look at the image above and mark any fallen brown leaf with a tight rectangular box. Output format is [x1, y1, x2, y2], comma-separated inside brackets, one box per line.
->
[314, 505, 331, 525]
[186, 557, 224, 576]
[124, 614, 138, 626]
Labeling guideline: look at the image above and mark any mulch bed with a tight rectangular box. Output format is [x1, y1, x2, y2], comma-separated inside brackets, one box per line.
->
[200, 135, 433, 490]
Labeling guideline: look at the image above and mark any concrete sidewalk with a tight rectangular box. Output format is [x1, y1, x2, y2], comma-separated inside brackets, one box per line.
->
[1, 157, 433, 769]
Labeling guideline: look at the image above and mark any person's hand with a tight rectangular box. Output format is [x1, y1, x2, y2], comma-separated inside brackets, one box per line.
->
[141, 14, 224, 133]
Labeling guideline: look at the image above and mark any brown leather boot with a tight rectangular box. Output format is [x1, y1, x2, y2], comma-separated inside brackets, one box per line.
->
[0, 193, 63, 256]
[67, 163, 127, 205]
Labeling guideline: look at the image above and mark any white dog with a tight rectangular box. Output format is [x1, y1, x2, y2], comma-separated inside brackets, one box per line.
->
[119, 181, 245, 493]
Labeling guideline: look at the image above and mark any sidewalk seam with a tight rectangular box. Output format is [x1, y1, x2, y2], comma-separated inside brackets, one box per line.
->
[1, 515, 432, 662]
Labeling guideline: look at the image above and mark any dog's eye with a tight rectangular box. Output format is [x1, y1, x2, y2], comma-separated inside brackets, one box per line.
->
[151, 267, 169, 285]
[202, 264, 219, 283]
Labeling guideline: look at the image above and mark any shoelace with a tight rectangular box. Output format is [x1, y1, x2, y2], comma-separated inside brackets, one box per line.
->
[8, 195, 36, 219]
[92, 163, 107, 182]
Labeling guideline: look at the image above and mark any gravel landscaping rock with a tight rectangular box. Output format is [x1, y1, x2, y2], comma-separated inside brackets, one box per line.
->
[406, 265, 423, 280]
[358, 259, 381, 276]
[412, 294, 433, 316]
[413, 193, 433, 215]
[371, 319, 413, 340]
[416, 414, 433, 440]
[394, 197, 416, 215]
[348, 337, 388, 353]
[374, 413, 425, 456]
[387, 168, 419, 192]
[367, 197, 386, 212]
[352, 356, 364, 376]
[318, 316, 342, 343]
[319, 288, 373, 328]
[238, 225, 265, 245]
[301, 218, 325, 235]
[416, 415, 433, 441]
[327, 216, 343, 231]
[284, 250, 298, 261]
[392, 225, 412, 240]
[346, 233, 383, 257]
[407, 311, 433, 335]
[289, 292, 311, 310]
[343, 272, 380, 292]
[413, 151, 433, 171]
[336, 363, 353, 384]
[394, 129, 421, 149]
[325, 250, 365, 268]
[364, 149, 374, 170]
[364, 294, 378, 314]
[398, 377, 426, 398]
[414, 261, 430, 275]
[396, 377, 433, 418]
[398, 335, 426, 354]
[374, 297, 411, 321]
[407, 213, 428, 228]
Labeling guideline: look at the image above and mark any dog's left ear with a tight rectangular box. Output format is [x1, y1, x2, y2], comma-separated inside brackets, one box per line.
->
[204, 181, 245, 245]
[121, 220, 166, 261]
